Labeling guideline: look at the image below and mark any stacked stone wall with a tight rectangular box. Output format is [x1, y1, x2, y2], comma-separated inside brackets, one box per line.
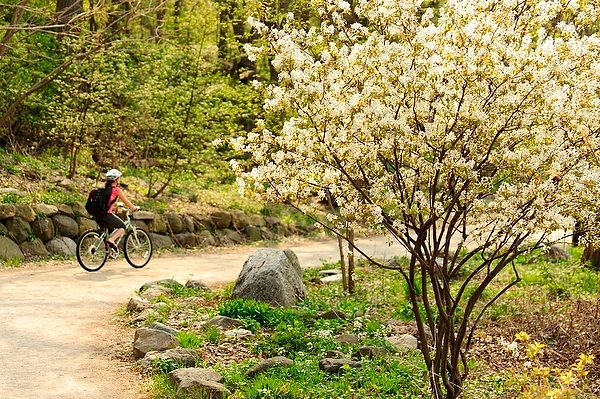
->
[0, 202, 296, 262]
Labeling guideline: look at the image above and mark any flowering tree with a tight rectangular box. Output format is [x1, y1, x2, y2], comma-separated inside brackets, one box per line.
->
[232, 0, 600, 397]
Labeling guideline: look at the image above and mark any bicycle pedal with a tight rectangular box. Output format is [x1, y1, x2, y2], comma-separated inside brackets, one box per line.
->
[109, 249, 119, 259]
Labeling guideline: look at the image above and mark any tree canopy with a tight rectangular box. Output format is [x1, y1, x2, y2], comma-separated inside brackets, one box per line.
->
[232, 0, 600, 397]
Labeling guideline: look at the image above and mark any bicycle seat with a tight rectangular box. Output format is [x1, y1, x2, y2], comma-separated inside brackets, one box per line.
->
[96, 219, 109, 230]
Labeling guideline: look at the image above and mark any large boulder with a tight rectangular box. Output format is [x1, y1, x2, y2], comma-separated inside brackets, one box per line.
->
[230, 209, 249, 230]
[45, 236, 77, 256]
[165, 212, 184, 234]
[5, 216, 31, 244]
[34, 204, 58, 218]
[0, 204, 16, 220]
[0, 235, 24, 261]
[168, 368, 230, 398]
[149, 233, 172, 249]
[77, 218, 98, 236]
[232, 248, 306, 307]
[133, 328, 178, 359]
[31, 218, 55, 242]
[14, 204, 36, 222]
[51, 214, 79, 238]
[210, 211, 231, 229]
[147, 214, 167, 234]
[19, 238, 50, 258]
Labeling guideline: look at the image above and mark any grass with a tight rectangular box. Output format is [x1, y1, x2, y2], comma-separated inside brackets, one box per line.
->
[125, 246, 600, 399]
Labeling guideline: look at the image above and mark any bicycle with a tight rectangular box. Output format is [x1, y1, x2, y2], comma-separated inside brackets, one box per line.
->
[76, 206, 153, 272]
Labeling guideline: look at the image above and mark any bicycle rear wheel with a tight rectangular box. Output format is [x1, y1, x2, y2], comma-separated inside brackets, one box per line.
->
[124, 229, 152, 268]
[76, 230, 108, 272]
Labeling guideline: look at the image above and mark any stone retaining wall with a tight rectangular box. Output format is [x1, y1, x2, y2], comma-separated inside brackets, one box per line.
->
[0, 202, 297, 262]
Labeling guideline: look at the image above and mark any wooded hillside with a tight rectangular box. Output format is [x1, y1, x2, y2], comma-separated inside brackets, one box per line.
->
[0, 0, 316, 196]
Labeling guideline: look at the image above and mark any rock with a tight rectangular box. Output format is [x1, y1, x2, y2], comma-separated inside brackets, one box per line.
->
[140, 285, 173, 301]
[387, 334, 419, 352]
[133, 328, 179, 359]
[260, 227, 277, 241]
[14, 204, 36, 222]
[149, 233, 172, 249]
[353, 346, 390, 359]
[19, 238, 49, 258]
[127, 296, 151, 313]
[386, 320, 433, 344]
[71, 201, 89, 218]
[141, 347, 200, 368]
[133, 211, 154, 221]
[31, 218, 55, 242]
[244, 226, 262, 241]
[174, 232, 199, 248]
[245, 356, 293, 377]
[196, 231, 216, 247]
[221, 228, 244, 244]
[545, 245, 569, 261]
[141, 279, 183, 291]
[34, 204, 58, 217]
[191, 214, 214, 232]
[232, 248, 307, 307]
[264, 216, 281, 227]
[77, 217, 98, 236]
[0, 235, 24, 261]
[230, 209, 249, 230]
[319, 310, 347, 320]
[334, 334, 360, 345]
[5, 216, 31, 244]
[324, 350, 346, 359]
[51, 214, 78, 238]
[165, 212, 184, 234]
[318, 358, 361, 374]
[224, 328, 254, 340]
[44, 236, 77, 256]
[206, 315, 244, 329]
[318, 269, 343, 276]
[247, 214, 266, 227]
[56, 204, 75, 218]
[147, 321, 180, 336]
[321, 274, 344, 283]
[182, 214, 195, 232]
[168, 368, 230, 398]
[210, 211, 231, 229]
[185, 280, 211, 290]
[0, 204, 16, 220]
[147, 214, 167, 234]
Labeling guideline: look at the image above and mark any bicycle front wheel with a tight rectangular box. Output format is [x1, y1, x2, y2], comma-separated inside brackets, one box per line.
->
[76, 230, 108, 272]
[124, 229, 152, 268]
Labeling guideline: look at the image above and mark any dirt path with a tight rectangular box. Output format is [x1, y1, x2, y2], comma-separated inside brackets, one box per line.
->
[0, 235, 409, 399]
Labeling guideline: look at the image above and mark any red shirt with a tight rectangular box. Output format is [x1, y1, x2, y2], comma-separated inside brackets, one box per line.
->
[108, 187, 120, 213]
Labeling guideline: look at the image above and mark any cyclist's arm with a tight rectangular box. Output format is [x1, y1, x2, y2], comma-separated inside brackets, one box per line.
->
[117, 190, 140, 211]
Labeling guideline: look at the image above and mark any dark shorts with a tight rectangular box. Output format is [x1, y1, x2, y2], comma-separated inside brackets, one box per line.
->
[95, 213, 126, 231]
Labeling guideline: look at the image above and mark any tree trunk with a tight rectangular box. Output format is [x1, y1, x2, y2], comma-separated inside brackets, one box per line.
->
[56, 0, 82, 31]
[0, 0, 30, 59]
[582, 245, 600, 268]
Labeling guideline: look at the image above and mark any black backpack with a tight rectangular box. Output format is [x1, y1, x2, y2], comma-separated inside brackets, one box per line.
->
[85, 187, 116, 218]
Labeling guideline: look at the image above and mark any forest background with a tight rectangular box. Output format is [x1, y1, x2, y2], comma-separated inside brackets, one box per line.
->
[0, 0, 358, 199]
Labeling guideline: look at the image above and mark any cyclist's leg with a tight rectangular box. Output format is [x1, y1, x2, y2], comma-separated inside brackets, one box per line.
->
[97, 213, 126, 248]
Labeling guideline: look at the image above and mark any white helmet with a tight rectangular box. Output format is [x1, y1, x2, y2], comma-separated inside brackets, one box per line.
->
[106, 169, 122, 181]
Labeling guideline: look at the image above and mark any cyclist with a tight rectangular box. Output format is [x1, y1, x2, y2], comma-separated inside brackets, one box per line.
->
[96, 168, 140, 251]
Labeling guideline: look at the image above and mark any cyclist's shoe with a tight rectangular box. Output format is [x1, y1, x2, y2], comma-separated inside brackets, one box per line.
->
[107, 240, 118, 250]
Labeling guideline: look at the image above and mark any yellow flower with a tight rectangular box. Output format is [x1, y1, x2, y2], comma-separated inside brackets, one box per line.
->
[577, 353, 594, 366]
[526, 342, 546, 360]
[559, 370, 573, 386]
[515, 331, 530, 342]
[545, 388, 564, 399]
